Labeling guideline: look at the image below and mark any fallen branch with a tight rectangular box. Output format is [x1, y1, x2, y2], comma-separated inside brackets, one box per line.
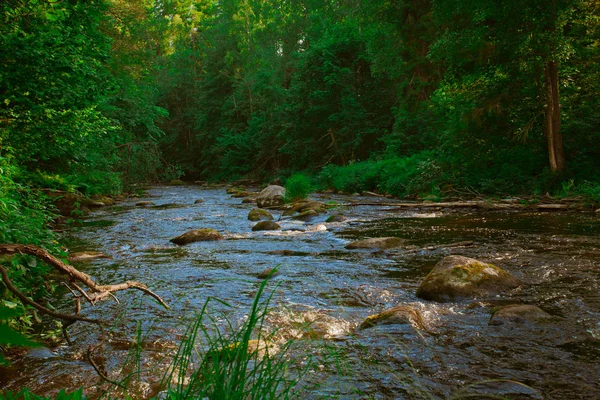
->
[0, 244, 169, 311]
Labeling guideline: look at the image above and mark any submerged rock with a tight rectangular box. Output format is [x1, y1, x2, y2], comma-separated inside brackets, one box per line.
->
[359, 305, 426, 330]
[252, 221, 281, 231]
[194, 199, 204, 204]
[489, 304, 552, 325]
[345, 237, 405, 250]
[69, 251, 111, 262]
[170, 229, 223, 245]
[256, 185, 286, 208]
[257, 267, 279, 279]
[248, 208, 274, 222]
[326, 214, 347, 223]
[293, 209, 318, 221]
[416, 255, 522, 302]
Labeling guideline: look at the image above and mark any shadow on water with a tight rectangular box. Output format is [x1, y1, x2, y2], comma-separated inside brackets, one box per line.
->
[1, 186, 600, 399]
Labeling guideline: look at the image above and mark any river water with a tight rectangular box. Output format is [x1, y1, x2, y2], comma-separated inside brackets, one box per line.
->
[1, 185, 599, 399]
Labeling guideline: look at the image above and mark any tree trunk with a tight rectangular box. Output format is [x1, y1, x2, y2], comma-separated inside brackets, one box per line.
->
[544, 61, 565, 173]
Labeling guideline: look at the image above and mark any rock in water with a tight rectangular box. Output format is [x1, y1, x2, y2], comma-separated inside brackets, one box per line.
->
[489, 304, 551, 325]
[359, 305, 426, 331]
[257, 268, 279, 279]
[170, 229, 223, 245]
[252, 221, 281, 231]
[345, 237, 405, 250]
[248, 208, 274, 221]
[326, 214, 347, 223]
[416, 255, 522, 302]
[256, 185, 286, 208]
[69, 251, 111, 262]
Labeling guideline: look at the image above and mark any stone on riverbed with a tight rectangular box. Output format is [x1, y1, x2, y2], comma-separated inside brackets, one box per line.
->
[257, 267, 279, 279]
[359, 305, 426, 331]
[248, 208, 274, 221]
[416, 255, 522, 302]
[136, 201, 155, 207]
[326, 214, 347, 223]
[345, 237, 405, 250]
[489, 304, 551, 325]
[170, 229, 223, 245]
[69, 251, 111, 262]
[256, 185, 286, 208]
[293, 209, 319, 221]
[252, 221, 280, 231]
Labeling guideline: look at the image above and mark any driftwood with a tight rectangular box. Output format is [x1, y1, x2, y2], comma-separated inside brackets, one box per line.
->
[0, 244, 170, 385]
[0, 244, 168, 328]
[340, 201, 576, 211]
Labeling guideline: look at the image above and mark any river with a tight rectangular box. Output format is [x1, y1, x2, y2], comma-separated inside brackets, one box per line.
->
[1, 184, 599, 399]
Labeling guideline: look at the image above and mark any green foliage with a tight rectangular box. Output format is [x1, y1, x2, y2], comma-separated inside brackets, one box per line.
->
[318, 152, 438, 198]
[284, 174, 313, 202]
[0, 389, 85, 400]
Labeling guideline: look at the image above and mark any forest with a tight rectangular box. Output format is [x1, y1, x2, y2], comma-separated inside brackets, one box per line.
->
[1, 0, 600, 398]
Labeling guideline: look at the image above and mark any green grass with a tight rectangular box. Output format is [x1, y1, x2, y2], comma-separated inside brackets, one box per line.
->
[284, 174, 313, 203]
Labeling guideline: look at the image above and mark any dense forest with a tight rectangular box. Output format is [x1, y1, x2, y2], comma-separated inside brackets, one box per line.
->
[1, 0, 600, 397]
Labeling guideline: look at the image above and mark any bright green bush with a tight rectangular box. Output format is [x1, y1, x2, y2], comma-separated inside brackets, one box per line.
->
[284, 173, 313, 202]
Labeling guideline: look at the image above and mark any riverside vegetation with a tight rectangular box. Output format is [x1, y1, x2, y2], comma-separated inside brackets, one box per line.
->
[1, 0, 600, 398]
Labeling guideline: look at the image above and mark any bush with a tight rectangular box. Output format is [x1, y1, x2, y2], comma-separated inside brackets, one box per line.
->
[284, 173, 313, 202]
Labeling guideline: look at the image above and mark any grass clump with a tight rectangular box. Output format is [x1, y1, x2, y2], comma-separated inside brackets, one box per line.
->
[284, 173, 313, 203]
[160, 277, 303, 400]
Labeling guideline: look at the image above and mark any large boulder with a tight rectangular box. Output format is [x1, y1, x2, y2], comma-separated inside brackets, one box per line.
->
[252, 221, 280, 231]
[170, 229, 223, 245]
[489, 304, 551, 326]
[416, 255, 522, 302]
[359, 305, 426, 331]
[248, 208, 274, 222]
[256, 185, 286, 208]
[42, 189, 83, 217]
[345, 237, 405, 250]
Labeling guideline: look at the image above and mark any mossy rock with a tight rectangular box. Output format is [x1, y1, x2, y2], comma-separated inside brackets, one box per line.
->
[231, 191, 250, 198]
[241, 198, 256, 204]
[416, 255, 522, 302]
[359, 305, 426, 331]
[252, 221, 281, 231]
[345, 237, 405, 250]
[256, 185, 286, 208]
[136, 201, 155, 207]
[293, 209, 318, 221]
[489, 304, 551, 325]
[291, 200, 326, 213]
[257, 267, 279, 279]
[226, 186, 245, 194]
[169, 179, 185, 185]
[170, 229, 223, 245]
[248, 208, 274, 222]
[326, 214, 347, 223]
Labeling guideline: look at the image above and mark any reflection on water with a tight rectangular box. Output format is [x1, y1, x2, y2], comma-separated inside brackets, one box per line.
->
[1, 185, 599, 399]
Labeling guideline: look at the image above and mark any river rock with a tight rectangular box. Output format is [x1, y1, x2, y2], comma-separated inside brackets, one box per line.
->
[345, 237, 405, 250]
[42, 189, 83, 216]
[136, 201, 155, 207]
[489, 304, 552, 325]
[257, 267, 279, 279]
[248, 208, 274, 222]
[170, 229, 223, 245]
[292, 200, 326, 213]
[241, 198, 256, 204]
[169, 179, 185, 185]
[326, 214, 347, 223]
[231, 191, 250, 198]
[293, 209, 318, 221]
[252, 221, 280, 231]
[359, 305, 426, 330]
[69, 251, 111, 262]
[256, 185, 286, 208]
[416, 255, 522, 302]
[194, 199, 204, 204]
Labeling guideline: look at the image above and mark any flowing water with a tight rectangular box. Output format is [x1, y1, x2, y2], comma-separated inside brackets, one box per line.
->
[2, 185, 600, 399]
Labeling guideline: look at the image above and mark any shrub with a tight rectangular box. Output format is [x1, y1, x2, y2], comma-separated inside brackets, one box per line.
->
[284, 174, 313, 202]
